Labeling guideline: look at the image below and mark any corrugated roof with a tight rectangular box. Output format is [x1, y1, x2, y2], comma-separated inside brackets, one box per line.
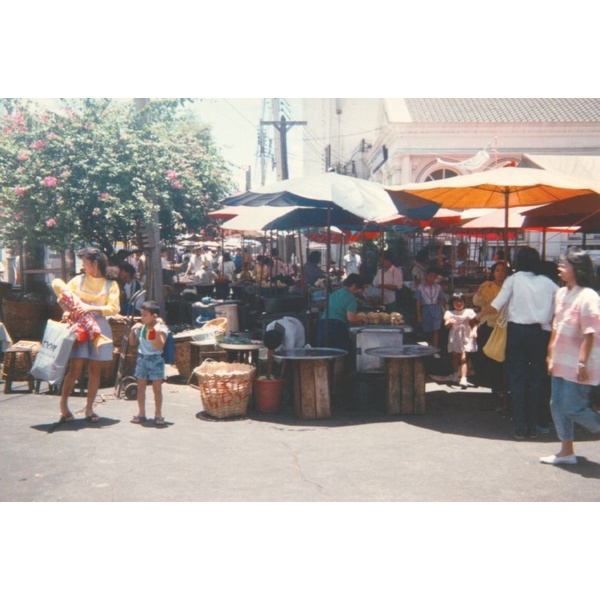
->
[398, 98, 600, 123]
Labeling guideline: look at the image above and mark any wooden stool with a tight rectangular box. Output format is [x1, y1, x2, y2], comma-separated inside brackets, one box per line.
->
[2, 341, 41, 393]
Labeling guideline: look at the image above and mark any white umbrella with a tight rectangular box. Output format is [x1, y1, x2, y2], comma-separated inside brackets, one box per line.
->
[221, 172, 439, 222]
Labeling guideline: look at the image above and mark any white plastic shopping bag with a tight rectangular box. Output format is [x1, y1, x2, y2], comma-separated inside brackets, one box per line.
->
[30, 320, 77, 385]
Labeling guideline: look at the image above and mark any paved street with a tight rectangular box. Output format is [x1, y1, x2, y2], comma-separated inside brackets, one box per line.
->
[1, 365, 599, 502]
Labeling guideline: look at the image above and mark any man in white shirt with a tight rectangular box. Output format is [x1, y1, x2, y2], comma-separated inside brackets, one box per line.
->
[265, 316, 306, 353]
[186, 247, 204, 277]
[262, 316, 307, 378]
[343, 245, 361, 276]
[368, 251, 404, 311]
[483, 247, 559, 440]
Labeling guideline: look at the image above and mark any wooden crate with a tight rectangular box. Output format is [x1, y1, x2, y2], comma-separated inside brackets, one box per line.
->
[292, 360, 331, 420]
[385, 357, 426, 415]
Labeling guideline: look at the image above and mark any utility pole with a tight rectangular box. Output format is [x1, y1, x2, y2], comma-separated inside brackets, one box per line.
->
[134, 98, 164, 315]
[245, 166, 252, 191]
[261, 100, 306, 180]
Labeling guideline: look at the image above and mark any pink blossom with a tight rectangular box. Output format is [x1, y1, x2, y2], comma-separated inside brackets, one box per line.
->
[15, 213, 22, 221]
[167, 169, 179, 180]
[17, 151, 30, 161]
[172, 180, 183, 189]
[15, 185, 27, 197]
[42, 176, 58, 188]
[46, 218, 57, 227]
[100, 192, 111, 199]
[30, 140, 46, 150]
[47, 132, 56, 141]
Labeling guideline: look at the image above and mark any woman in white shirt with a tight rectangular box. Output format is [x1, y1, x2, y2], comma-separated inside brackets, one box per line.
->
[220, 252, 237, 281]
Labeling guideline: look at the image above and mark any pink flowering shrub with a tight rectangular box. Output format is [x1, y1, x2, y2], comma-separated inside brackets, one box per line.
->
[42, 176, 58, 187]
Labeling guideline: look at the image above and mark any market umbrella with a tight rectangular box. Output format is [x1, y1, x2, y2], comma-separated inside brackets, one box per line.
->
[458, 205, 578, 233]
[221, 172, 440, 222]
[386, 167, 600, 261]
[215, 205, 366, 232]
[522, 192, 600, 232]
[376, 207, 463, 229]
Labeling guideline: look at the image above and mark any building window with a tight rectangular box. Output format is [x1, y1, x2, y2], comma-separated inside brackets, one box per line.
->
[425, 168, 460, 182]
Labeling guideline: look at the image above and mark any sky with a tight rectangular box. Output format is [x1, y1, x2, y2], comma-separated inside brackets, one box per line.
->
[193, 98, 305, 191]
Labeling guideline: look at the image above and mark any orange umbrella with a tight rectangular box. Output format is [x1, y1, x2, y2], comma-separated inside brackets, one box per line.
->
[386, 167, 600, 259]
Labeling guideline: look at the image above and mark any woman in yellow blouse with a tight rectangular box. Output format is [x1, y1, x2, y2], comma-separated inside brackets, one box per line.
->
[58, 248, 120, 423]
[473, 261, 509, 402]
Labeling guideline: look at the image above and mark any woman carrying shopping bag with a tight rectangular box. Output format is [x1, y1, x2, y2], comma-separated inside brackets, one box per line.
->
[58, 248, 120, 423]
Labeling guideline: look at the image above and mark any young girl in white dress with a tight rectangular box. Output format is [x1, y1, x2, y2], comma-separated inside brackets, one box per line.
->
[444, 292, 478, 387]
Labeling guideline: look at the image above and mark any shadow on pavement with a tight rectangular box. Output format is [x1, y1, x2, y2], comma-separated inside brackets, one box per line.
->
[548, 457, 600, 480]
[31, 417, 121, 434]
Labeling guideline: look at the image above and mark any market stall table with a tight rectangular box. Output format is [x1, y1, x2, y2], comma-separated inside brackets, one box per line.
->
[365, 345, 439, 415]
[273, 348, 347, 420]
[219, 341, 264, 367]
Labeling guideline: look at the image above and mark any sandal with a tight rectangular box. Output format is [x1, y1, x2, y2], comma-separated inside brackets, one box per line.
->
[131, 415, 147, 424]
[85, 413, 100, 423]
[58, 412, 75, 424]
[155, 416, 166, 426]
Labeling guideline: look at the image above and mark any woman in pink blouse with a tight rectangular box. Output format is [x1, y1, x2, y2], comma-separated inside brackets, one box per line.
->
[542, 248, 600, 465]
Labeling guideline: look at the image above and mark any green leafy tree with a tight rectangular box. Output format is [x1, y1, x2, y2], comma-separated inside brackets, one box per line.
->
[0, 98, 234, 256]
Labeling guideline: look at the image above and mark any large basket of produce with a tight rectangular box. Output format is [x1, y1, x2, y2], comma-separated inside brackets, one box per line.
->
[190, 359, 256, 419]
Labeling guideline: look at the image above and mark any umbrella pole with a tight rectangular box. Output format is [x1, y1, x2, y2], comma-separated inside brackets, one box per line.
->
[504, 189, 509, 266]
[450, 228, 455, 290]
[324, 206, 332, 346]
[297, 231, 304, 294]
[379, 225, 385, 307]
[542, 228, 547, 261]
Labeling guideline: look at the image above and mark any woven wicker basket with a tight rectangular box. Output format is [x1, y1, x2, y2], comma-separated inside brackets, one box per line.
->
[202, 317, 227, 332]
[108, 316, 140, 349]
[2, 299, 46, 341]
[1, 341, 41, 380]
[191, 360, 255, 418]
[174, 338, 192, 379]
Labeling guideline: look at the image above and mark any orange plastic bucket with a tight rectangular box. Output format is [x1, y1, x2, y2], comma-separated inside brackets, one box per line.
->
[254, 378, 284, 413]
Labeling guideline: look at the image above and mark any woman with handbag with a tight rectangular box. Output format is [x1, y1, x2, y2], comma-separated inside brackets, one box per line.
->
[479, 247, 558, 440]
[58, 248, 120, 423]
[472, 262, 509, 405]
[541, 248, 600, 465]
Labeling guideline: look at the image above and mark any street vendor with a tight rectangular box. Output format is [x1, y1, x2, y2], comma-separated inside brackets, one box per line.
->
[317, 273, 368, 350]
[263, 316, 307, 376]
[366, 251, 404, 312]
[303, 250, 326, 287]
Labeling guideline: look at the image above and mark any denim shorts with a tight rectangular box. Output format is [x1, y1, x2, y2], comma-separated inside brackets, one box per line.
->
[134, 354, 165, 381]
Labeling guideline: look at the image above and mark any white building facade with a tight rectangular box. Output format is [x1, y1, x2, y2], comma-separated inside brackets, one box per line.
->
[302, 98, 600, 261]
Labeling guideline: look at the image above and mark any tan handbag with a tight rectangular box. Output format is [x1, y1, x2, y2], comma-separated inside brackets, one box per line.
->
[483, 308, 507, 363]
